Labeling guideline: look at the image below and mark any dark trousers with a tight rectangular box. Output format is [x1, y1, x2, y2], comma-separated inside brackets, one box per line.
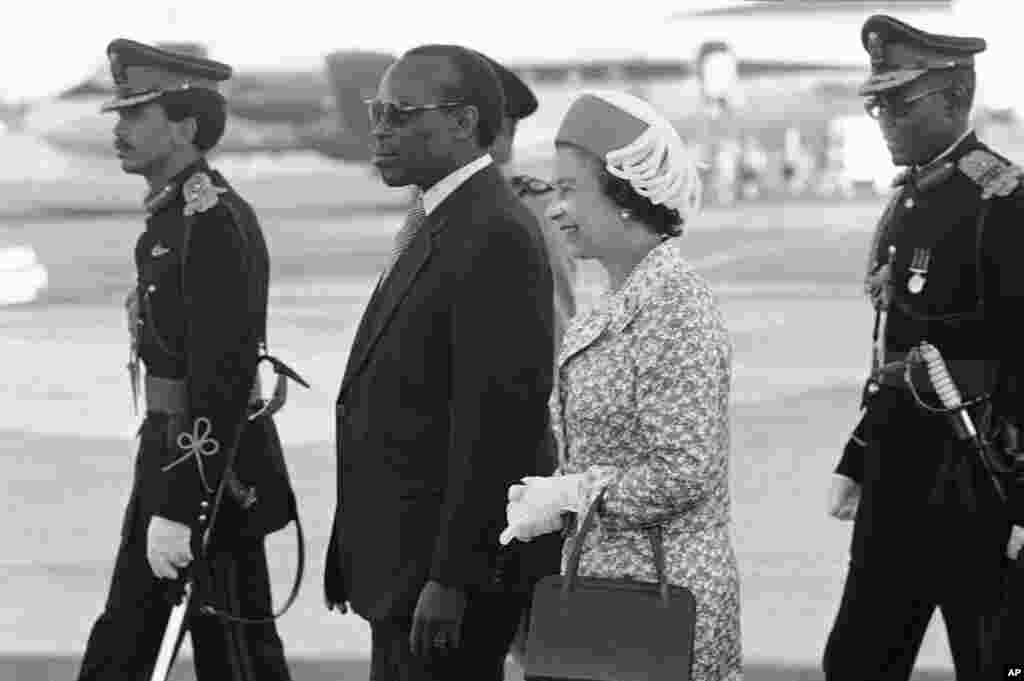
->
[368, 588, 531, 681]
[823, 563, 992, 681]
[76, 524, 291, 681]
[985, 561, 1024, 674]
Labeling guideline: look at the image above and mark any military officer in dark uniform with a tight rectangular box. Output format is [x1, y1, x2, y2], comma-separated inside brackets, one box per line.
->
[76, 39, 293, 680]
[823, 15, 1024, 681]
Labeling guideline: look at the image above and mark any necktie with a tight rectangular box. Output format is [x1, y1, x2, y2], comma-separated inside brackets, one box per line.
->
[383, 193, 426, 280]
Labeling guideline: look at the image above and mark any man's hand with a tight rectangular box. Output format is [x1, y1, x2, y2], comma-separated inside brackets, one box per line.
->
[828, 474, 861, 521]
[1007, 525, 1024, 562]
[409, 580, 466, 658]
[147, 515, 193, 580]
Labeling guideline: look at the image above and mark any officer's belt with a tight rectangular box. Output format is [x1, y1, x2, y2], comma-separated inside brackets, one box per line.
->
[145, 375, 262, 414]
[874, 354, 998, 397]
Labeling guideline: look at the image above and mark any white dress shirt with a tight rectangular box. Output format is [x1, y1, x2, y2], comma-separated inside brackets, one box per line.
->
[420, 153, 493, 216]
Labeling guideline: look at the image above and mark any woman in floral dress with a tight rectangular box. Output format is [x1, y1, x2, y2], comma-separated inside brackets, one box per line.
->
[501, 90, 742, 681]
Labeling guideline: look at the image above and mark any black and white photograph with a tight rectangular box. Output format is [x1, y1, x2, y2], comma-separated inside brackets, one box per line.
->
[1, 1, 1022, 679]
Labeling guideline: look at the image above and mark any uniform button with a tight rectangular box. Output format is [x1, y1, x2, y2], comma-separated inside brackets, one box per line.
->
[904, 197, 915, 209]
[200, 500, 210, 508]
[198, 514, 208, 524]
[147, 284, 156, 293]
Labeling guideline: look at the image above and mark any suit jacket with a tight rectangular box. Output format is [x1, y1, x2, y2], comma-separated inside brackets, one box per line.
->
[324, 164, 557, 621]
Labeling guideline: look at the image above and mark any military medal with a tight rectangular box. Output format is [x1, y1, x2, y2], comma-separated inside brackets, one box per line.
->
[907, 248, 931, 294]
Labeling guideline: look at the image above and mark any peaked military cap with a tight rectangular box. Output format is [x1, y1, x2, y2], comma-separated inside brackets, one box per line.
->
[476, 52, 538, 120]
[101, 38, 233, 112]
[859, 14, 986, 95]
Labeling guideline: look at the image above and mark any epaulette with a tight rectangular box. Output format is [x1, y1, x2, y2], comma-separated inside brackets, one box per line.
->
[958, 149, 1022, 199]
[183, 171, 228, 216]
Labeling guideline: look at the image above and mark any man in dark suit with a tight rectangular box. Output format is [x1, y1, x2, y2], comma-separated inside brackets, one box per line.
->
[323, 44, 556, 680]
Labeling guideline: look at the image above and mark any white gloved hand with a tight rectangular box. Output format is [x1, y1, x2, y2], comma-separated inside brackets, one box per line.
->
[147, 515, 193, 580]
[499, 470, 615, 545]
[1006, 524, 1024, 561]
[499, 499, 564, 545]
[828, 474, 861, 521]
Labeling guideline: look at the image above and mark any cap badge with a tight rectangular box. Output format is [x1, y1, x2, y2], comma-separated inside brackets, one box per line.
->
[183, 172, 227, 216]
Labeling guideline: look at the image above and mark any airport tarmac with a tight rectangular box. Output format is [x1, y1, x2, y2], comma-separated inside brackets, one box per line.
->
[0, 172, 965, 679]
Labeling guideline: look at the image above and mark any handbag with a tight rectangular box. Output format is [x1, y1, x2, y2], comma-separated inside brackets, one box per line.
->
[522, 488, 698, 681]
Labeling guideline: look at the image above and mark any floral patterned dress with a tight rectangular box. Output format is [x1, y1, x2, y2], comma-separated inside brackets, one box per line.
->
[551, 237, 742, 681]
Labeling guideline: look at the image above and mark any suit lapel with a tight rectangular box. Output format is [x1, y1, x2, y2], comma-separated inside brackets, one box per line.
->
[336, 165, 500, 401]
[336, 274, 384, 401]
[338, 215, 443, 399]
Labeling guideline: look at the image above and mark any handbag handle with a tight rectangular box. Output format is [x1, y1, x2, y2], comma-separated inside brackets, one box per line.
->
[561, 487, 671, 605]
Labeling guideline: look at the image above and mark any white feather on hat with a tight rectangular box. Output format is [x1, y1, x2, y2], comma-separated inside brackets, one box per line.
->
[573, 89, 703, 225]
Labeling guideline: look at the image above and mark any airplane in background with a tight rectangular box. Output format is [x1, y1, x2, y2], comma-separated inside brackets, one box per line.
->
[9, 0, 1021, 172]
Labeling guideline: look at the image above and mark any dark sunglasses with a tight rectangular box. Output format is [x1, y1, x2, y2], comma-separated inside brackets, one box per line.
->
[509, 174, 554, 197]
[365, 98, 464, 127]
[863, 86, 952, 119]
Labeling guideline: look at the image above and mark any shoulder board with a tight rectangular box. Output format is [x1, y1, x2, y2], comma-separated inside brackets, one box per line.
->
[182, 171, 229, 216]
[958, 149, 1022, 198]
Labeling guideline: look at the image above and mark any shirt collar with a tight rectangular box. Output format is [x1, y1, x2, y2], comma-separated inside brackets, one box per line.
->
[420, 153, 492, 216]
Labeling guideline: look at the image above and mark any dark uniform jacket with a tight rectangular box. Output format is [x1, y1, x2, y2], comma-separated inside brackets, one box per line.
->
[129, 159, 268, 536]
[836, 133, 1024, 593]
[324, 164, 557, 622]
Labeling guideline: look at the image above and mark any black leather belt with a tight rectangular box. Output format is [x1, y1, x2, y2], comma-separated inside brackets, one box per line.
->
[145, 375, 262, 414]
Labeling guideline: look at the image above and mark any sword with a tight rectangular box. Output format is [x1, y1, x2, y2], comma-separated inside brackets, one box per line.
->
[147, 354, 310, 681]
[918, 341, 1007, 503]
[872, 246, 897, 371]
[150, 582, 193, 681]
[864, 246, 896, 404]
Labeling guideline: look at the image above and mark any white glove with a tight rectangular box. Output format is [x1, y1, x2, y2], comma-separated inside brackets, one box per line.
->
[499, 470, 614, 545]
[499, 495, 564, 545]
[147, 515, 193, 580]
[1007, 525, 1024, 561]
[827, 474, 861, 521]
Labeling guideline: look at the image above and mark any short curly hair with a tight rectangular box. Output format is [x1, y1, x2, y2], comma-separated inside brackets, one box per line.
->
[599, 165, 685, 238]
[158, 88, 227, 153]
[561, 142, 683, 238]
[403, 44, 505, 149]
